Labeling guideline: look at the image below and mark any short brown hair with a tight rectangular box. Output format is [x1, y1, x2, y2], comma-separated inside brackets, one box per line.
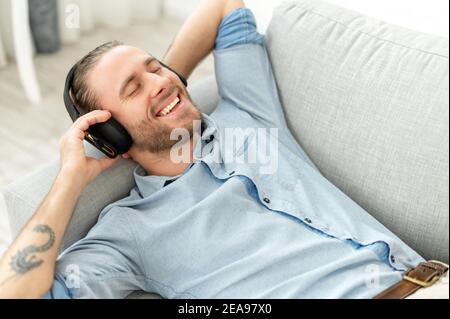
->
[72, 41, 123, 113]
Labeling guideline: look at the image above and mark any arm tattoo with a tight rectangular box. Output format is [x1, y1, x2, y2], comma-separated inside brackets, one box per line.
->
[9, 224, 55, 275]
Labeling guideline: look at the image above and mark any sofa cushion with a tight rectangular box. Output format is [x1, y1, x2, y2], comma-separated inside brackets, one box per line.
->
[266, 0, 449, 262]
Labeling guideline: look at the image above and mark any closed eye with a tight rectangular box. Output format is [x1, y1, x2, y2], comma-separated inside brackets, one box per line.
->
[126, 60, 160, 98]
[128, 84, 141, 97]
[149, 66, 161, 73]
[147, 60, 161, 73]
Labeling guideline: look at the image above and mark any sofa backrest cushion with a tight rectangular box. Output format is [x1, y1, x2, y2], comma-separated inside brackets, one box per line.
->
[266, 0, 449, 262]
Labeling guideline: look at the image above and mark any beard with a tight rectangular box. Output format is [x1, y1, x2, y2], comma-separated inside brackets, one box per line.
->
[128, 101, 202, 154]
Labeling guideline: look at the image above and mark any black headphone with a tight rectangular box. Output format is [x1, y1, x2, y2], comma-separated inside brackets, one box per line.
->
[64, 60, 188, 158]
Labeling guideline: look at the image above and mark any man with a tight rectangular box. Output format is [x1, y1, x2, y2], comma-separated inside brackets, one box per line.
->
[0, 0, 445, 299]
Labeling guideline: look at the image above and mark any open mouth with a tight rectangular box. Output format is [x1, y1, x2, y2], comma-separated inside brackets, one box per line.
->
[156, 94, 182, 117]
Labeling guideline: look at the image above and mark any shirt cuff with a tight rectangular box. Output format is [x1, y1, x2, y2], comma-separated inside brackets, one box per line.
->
[42, 274, 73, 299]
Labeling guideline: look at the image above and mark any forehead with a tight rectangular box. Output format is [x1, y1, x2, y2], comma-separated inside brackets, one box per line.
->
[96, 45, 151, 72]
[87, 45, 152, 103]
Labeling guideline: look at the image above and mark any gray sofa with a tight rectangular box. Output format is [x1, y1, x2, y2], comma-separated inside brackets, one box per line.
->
[4, 0, 449, 299]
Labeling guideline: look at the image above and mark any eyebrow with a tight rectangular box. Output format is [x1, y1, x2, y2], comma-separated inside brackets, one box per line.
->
[119, 56, 157, 98]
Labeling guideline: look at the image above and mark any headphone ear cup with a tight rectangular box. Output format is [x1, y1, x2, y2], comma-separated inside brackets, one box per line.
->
[64, 64, 132, 158]
[86, 118, 133, 158]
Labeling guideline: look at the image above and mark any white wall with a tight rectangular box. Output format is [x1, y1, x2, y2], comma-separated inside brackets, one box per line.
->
[327, 0, 448, 38]
[163, 0, 201, 21]
[0, 0, 163, 54]
[164, 0, 449, 38]
[0, 0, 447, 63]
[0, 0, 6, 66]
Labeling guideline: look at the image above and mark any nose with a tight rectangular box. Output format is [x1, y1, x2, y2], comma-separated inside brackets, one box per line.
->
[144, 72, 172, 99]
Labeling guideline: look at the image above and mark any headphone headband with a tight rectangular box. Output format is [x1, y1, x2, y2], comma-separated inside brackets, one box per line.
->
[64, 65, 81, 121]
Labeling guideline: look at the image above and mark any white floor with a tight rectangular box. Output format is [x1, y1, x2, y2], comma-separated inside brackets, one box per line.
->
[0, 17, 214, 256]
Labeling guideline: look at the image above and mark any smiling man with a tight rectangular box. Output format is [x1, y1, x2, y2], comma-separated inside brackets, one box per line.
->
[77, 44, 201, 155]
[0, 0, 446, 299]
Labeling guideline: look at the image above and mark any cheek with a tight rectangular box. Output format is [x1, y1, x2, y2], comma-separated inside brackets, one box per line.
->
[129, 98, 150, 118]
[169, 76, 181, 88]
[164, 70, 184, 87]
[115, 105, 145, 128]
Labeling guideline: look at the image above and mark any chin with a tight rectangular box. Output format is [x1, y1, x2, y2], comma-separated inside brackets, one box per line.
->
[176, 108, 201, 132]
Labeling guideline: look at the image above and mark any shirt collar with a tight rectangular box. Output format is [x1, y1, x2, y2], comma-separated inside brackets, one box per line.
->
[193, 113, 220, 161]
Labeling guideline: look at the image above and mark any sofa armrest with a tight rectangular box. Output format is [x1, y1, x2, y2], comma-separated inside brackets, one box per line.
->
[3, 75, 219, 251]
[4, 146, 138, 252]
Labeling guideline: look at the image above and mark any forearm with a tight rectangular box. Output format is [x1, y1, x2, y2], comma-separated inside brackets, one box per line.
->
[0, 170, 84, 298]
[164, 0, 245, 78]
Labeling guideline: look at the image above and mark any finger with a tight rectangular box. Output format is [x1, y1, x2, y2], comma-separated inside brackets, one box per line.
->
[78, 109, 110, 121]
[73, 110, 112, 132]
[97, 156, 120, 171]
[63, 127, 85, 142]
[75, 110, 111, 129]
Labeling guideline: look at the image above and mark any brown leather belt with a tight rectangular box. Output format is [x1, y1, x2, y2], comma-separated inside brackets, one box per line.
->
[374, 261, 448, 299]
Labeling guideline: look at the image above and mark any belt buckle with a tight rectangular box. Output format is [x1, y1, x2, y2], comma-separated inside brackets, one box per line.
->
[403, 267, 442, 288]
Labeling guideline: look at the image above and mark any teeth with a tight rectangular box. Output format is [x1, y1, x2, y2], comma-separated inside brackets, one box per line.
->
[158, 96, 180, 116]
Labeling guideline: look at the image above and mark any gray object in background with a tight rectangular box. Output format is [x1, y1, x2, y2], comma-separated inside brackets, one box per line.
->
[0, 32, 7, 68]
[29, 0, 60, 53]
[3, 0, 449, 298]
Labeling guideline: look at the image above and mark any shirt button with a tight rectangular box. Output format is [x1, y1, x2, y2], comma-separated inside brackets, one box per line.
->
[390, 255, 396, 263]
[263, 197, 271, 204]
[305, 218, 312, 224]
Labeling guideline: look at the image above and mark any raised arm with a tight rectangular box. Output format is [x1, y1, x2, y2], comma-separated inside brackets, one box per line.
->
[0, 111, 118, 298]
[163, 0, 245, 79]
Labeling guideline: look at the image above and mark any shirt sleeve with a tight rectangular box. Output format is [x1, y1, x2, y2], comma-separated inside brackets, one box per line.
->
[42, 210, 145, 299]
[42, 274, 72, 299]
[214, 8, 288, 129]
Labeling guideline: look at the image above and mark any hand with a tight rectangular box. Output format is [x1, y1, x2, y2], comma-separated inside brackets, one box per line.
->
[58, 110, 120, 188]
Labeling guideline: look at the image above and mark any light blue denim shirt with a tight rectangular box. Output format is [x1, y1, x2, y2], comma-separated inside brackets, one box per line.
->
[44, 8, 424, 299]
